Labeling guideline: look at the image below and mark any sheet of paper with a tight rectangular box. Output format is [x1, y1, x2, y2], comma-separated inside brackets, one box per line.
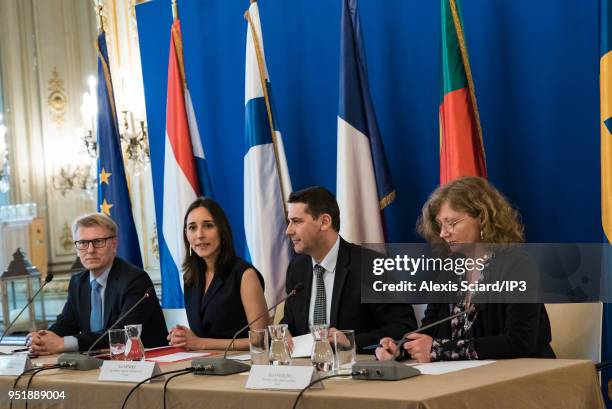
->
[162, 309, 189, 328]
[0, 346, 26, 354]
[291, 334, 313, 358]
[412, 360, 495, 375]
[228, 353, 251, 361]
[147, 351, 211, 363]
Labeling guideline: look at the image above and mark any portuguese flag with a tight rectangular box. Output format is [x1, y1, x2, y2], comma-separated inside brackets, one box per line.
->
[439, 0, 487, 184]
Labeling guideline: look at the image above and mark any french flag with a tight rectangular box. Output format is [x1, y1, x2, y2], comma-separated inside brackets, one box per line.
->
[337, 0, 395, 245]
[161, 19, 213, 308]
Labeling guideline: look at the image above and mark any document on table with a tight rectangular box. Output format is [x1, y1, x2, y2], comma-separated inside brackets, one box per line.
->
[0, 346, 27, 354]
[228, 353, 251, 361]
[291, 334, 313, 358]
[412, 360, 495, 375]
[147, 351, 211, 363]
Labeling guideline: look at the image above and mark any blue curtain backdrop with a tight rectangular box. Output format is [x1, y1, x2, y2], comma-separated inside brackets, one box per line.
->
[136, 0, 600, 257]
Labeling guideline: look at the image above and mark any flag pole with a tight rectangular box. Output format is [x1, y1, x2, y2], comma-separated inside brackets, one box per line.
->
[172, 0, 179, 21]
[170, 0, 187, 90]
[95, 1, 104, 33]
[244, 4, 289, 215]
[448, 0, 485, 157]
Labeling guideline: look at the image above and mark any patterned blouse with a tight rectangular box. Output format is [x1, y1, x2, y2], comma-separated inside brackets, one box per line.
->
[429, 302, 479, 361]
[428, 254, 494, 361]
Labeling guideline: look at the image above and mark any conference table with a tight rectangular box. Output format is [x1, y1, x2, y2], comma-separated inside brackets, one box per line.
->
[0, 353, 605, 409]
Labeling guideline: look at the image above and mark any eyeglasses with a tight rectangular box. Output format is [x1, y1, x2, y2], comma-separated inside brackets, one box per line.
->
[74, 236, 115, 250]
[434, 217, 467, 233]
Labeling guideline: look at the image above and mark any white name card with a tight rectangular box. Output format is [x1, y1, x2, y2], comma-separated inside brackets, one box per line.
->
[246, 365, 323, 391]
[98, 361, 162, 383]
[0, 354, 31, 376]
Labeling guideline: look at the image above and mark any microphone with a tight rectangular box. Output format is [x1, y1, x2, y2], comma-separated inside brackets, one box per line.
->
[353, 309, 468, 381]
[0, 273, 53, 348]
[57, 288, 152, 370]
[191, 282, 304, 376]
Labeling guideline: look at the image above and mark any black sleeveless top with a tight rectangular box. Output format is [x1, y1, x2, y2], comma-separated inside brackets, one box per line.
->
[184, 257, 265, 339]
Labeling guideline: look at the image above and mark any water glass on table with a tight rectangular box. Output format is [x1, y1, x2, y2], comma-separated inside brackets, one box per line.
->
[249, 329, 269, 365]
[333, 329, 356, 374]
[108, 329, 127, 360]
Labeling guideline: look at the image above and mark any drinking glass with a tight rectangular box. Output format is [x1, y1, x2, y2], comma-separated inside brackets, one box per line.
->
[108, 329, 127, 360]
[249, 329, 269, 365]
[333, 329, 356, 373]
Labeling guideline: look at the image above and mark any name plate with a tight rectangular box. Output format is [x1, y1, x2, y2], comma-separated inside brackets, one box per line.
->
[0, 354, 31, 376]
[98, 361, 162, 383]
[246, 365, 323, 391]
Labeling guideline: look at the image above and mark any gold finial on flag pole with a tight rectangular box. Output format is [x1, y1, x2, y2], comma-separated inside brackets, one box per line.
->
[250, 0, 256, 4]
[95, 0, 104, 32]
[172, 0, 179, 20]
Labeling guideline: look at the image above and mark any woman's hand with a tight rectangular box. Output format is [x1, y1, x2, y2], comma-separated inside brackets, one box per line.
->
[375, 337, 399, 361]
[403, 333, 433, 363]
[168, 325, 203, 350]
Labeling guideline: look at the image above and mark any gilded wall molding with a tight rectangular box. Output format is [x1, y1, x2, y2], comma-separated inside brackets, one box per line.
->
[59, 222, 74, 251]
[47, 68, 67, 126]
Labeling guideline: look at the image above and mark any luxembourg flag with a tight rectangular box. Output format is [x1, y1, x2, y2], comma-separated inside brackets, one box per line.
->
[244, 1, 293, 307]
[161, 18, 214, 308]
[337, 0, 395, 245]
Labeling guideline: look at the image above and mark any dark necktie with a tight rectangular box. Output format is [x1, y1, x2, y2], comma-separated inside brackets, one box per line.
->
[313, 264, 327, 325]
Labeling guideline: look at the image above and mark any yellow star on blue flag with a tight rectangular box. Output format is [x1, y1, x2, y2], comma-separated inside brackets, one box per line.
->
[95, 31, 142, 268]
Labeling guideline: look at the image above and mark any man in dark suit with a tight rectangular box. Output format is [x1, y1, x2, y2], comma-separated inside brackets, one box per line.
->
[282, 186, 417, 352]
[28, 213, 167, 354]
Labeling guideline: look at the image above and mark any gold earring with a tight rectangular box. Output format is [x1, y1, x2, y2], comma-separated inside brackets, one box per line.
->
[189, 247, 192, 256]
[480, 230, 484, 240]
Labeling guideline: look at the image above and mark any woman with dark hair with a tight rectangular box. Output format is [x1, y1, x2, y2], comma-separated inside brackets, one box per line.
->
[376, 176, 555, 362]
[167, 197, 268, 350]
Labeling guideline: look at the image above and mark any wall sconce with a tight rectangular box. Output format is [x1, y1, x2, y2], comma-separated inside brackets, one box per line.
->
[119, 110, 150, 168]
[0, 117, 10, 194]
[80, 128, 97, 158]
[80, 76, 98, 158]
[52, 164, 96, 196]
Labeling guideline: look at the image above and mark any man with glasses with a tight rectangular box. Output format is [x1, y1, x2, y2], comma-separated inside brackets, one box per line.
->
[28, 213, 167, 354]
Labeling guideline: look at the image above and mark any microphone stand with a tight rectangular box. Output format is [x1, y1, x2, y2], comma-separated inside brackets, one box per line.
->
[191, 283, 304, 376]
[57, 289, 151, 370]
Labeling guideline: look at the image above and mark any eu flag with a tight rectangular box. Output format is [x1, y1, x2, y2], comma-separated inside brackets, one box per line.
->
[95, 32, 143, 268]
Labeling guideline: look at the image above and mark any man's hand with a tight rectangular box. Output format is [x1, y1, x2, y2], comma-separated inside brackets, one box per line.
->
[28, 330, 65, 355]
[328, 327, 349, 347]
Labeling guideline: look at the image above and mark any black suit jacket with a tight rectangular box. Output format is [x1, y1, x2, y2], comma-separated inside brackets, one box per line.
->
[282, 238, 417, 352]
[420, 250, 555, 360]
[421, 303, 555, 359]
[49, 257, 168, 351]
